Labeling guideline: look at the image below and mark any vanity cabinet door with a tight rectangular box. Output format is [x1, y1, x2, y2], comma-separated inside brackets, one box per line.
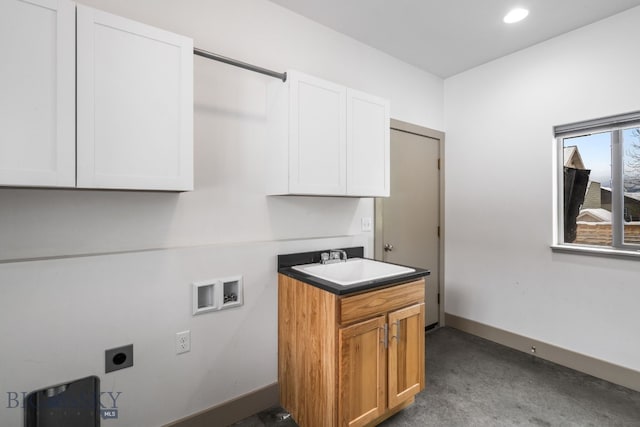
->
[0, 0, 75, 187]
[288, 71, 347, 195]
[76, 5, 193, 191]
[338, 315, 387, 427]
[387, 303, 425, 409]
[346, 89, 390, 197]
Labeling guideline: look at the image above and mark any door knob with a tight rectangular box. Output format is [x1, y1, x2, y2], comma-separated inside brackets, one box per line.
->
[384, 243, 394, 252]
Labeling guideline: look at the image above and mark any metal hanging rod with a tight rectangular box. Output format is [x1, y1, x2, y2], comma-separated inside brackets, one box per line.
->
[194, 47, 287, 82]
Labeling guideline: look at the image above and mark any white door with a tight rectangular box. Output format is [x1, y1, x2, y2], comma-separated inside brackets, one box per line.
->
[346, 89, 390, 197]
[288, 71, 346, 195]
[76, 5, 193, 191]
[0, 0, 75, 187]
[377, 127, 441, 327]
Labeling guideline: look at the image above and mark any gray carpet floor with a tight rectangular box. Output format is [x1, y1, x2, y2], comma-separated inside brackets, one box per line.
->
[232, 327, 640, 426]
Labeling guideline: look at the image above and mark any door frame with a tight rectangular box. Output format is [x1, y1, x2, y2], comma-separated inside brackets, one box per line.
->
[374, 118, 445, 327]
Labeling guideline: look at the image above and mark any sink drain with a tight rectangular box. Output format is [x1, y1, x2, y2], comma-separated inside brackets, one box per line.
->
[258, 407, 294, 424]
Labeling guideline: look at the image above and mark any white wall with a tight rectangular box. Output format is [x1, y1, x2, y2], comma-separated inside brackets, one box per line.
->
[444, 6, 640, 372]
[0, 0, 442, 425]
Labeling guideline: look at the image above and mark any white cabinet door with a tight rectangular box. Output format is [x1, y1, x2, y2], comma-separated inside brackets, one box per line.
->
[288, 71, 347, 195]
[347, 89, 390, 197]
[77, 5, 193, 191]
[0, 0, 75, 187]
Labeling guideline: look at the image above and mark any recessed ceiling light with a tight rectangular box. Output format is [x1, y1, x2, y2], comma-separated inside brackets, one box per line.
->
[503, 8, 529, 24]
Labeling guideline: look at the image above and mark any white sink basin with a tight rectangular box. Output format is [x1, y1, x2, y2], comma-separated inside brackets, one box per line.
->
[292, 257, 415, 286]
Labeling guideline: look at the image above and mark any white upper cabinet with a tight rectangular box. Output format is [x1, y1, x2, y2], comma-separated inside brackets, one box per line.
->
[0, 0, 75, 187]
[268, 70, 390, 197]
[346, 89, 390, 197]
[289, 72, 347, 195]
[0, 2, 193, 191]
[77, 5, 193, 191]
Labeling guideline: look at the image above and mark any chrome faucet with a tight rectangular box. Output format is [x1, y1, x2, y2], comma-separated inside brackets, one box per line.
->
[320, 249, 348, 264]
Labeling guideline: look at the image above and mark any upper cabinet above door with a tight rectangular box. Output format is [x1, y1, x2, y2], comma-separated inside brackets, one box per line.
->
[0, 0, 76, 187]
[267, 70, 390, 197]
[76, 5, 193, 191]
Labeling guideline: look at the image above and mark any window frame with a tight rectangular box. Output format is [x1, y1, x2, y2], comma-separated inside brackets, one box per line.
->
[552, 111, 640, 258]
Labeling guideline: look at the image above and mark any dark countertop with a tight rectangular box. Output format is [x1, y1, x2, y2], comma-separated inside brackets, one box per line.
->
[278, 247, 430, 296]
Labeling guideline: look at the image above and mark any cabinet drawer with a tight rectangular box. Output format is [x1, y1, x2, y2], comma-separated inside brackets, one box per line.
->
[338, 279, 425, 325]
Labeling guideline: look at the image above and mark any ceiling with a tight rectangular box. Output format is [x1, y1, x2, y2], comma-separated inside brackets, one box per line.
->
[267, 0, 640, 78]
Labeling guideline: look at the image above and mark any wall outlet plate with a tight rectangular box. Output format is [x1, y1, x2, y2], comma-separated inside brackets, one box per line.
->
[361, 217, 373, 232]
[176, 330, 191, 355]
[105, 344, 134, 373]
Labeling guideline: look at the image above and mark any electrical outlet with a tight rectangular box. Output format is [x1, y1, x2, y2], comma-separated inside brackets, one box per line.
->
[105, 344, 134, 373]
[361, 217, 373, 232]
[176, 330, 191, 355]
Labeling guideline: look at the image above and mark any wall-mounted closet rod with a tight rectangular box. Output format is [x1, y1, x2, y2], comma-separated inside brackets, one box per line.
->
[194, 47, 287, 82]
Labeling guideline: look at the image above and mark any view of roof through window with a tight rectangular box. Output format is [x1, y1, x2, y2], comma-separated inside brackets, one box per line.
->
[563, 128, 640, 246]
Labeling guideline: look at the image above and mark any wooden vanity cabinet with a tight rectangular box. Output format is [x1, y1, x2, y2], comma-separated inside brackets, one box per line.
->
[278, 275, 425, 427]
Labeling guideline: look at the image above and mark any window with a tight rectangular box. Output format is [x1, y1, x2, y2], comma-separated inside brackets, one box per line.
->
[555, 111, 640, 255]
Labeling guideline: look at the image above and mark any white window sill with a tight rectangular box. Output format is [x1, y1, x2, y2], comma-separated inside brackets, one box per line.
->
[551, 244, 640, 259]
